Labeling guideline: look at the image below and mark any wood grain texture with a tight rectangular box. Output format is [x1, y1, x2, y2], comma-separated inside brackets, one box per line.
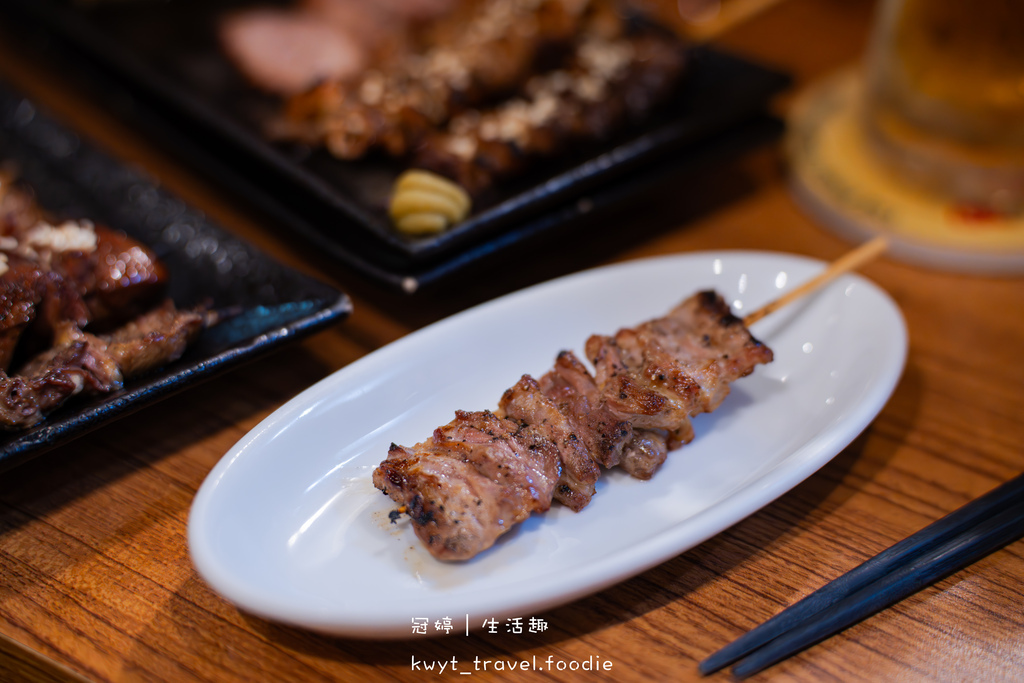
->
[1, 0, 1023, 681]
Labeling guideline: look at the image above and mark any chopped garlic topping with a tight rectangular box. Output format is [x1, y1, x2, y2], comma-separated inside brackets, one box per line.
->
[358, 71, 385, 106]
[445, 135, 478, 160]
[25, 220, 98, 253]
[578, 38, 634, 81]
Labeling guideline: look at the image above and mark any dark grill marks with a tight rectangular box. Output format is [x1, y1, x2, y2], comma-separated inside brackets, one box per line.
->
[374, 440, 543, 560]
[538, 350, 632, 469]
[499, 375, 600, 511]
[373, 290, 773, 560]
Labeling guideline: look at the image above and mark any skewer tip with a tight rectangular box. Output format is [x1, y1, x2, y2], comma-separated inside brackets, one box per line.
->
[742, 236, 888, 327]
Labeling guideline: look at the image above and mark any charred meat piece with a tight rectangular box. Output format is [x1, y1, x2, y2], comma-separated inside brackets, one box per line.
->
[498, 374, 600, 511]
[375, 290, 772, 561]
[52, 225, 169, 330]
[537, 350, 632, 469]
[18, 320, 122, 392]
[0, 256, 90, 370]
[0, 319, 121, 430]
[431, 410, 561, 506]
[3, 301, 209, 430]
[0, 264, 45, 371]
[0, 221, 170, 368]
[2, 322, 120, 430]
[538, 347, 690, 479]
[588, 291, 773, 423]
[374, 450, 524, 561]
[0, 221, 172, 363]
[102, 300, 206, 378]
[655, 290, 775, 387]
[588, 330, 698, 431]
[374, 409, 561, 560]
[0, 367, 87, 431]
[0, 170, 213, 430]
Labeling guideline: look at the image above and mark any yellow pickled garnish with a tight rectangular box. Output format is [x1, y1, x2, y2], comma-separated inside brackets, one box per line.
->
[395, 213, 449, 235]
[389, 170, 471, 235]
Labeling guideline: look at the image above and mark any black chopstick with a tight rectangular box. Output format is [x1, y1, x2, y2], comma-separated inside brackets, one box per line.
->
[732, 497, 1024, 677]
[700, 472, 1024, 677]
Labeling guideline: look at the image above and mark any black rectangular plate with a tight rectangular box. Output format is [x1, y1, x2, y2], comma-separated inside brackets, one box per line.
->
[0, 0, 790, 289]
[0, 83, 352, 472]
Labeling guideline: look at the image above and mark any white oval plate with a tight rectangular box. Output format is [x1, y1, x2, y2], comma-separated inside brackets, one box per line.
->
[189, 251, 907, 638]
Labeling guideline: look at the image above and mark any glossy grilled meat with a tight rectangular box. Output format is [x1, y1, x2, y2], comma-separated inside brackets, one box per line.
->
[0, 173, 210, 429]
[374, 290, 772, 561]
[0, 303, 207, 430]
[0, 258, 86, 371]
[54, 224, 169, 330]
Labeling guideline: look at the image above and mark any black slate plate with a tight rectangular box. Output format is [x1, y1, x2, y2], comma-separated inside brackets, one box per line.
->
[0, 0, 790, 290]
[0, 85, 352, 472]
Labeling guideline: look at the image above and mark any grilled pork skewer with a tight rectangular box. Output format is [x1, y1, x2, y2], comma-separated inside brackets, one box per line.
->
[276, 0, 595, 160]
[374, 240, 889, 561]
[374, 290, 772, 560]
[413, 26, 688, 194]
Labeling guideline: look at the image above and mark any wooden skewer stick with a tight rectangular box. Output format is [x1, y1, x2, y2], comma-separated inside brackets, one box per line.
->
[743, 236, 889, 327]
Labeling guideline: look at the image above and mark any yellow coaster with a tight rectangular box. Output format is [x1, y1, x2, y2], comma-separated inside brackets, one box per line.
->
[787, 70, 1024, 275]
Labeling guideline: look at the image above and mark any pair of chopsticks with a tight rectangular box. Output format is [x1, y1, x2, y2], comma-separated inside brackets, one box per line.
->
[700, 471, 1024, 677]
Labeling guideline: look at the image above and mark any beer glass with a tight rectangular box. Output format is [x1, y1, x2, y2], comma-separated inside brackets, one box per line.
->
[861, 0, 1024, 215]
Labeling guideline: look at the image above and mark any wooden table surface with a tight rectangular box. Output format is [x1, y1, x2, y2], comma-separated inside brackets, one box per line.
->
[1, 1, 1022, 681]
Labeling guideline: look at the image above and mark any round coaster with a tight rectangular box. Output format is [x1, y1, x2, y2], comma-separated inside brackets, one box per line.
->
[787, 70, 1024, 275]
